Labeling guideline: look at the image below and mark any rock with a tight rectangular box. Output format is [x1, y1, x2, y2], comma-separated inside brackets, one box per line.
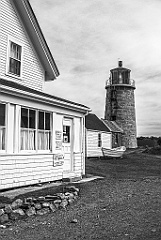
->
[45, 195, 58, 201]
[59, 199, 68, 209]
[56, 193, 65, 200]
[4, 205, 12, 214]
[9, 212, 21, 221]
[37, 208, 50, 216]
[42, 202, 50, 208]
[0, 203, 5, 209]
[71, 219, 78, 223]
[21, 203, 30, 210]
[65, 193, 74, 199]
[53, 199, 62, 209]
[36, 196, 46, 203]
[54, 199, 62, 204]
[0, 225, 6, 229]
[0, 214, 9, 224]
[66, 186, 79, 193]
[49, 203, 57, 212]
[26, 197, 33, 202]
[13, 209, 25, 216]
[0, 209, 5, 216]
[11, 199, 23, 210]
[73, 191, 78, 196]
[34, 203, 42, 210]
[68, 198, 74, 205]
[26, 207, 36, 217]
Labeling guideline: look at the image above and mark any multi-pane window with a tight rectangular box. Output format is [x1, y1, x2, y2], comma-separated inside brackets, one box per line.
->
[63, 126, 70, 143]
[38, 111, 51, 150]
[0, 104, 6, 150]
[20, 108, 51, 151]
[8, 41, 22, 76]
[21, 108, 36, 150]
[98, 133, 102, 147]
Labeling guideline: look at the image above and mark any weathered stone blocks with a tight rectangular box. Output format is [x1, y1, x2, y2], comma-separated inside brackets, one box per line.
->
[0, 185, 79, 225]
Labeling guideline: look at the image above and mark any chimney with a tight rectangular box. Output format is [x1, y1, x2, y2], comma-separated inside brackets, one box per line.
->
[118, 61, 123, 67]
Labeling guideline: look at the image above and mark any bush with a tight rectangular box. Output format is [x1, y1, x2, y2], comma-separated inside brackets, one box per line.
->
[157, 137, 161, 146]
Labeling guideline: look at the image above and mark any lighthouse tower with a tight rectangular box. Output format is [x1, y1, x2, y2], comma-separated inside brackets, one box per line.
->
[104, 61, 137, 148]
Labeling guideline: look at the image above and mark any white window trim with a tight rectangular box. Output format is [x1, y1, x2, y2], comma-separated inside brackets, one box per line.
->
[0, 102, 7, 153]
[6, 35, 24, 80]
[19, 107, 52, 153]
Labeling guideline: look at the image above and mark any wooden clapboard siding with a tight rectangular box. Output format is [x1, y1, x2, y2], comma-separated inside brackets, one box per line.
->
[0, 0, 44, 90]
[0, 154, 63, 189]
[102, 132, 112, 149]
[73, 153, 82, 172]
[86, 130, 111, 157]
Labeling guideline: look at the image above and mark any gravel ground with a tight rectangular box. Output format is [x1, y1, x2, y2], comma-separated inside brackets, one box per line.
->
[0, 152, 161, 240]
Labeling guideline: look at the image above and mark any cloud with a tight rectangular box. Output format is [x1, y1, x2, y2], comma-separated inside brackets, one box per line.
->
[31, 0, 161, 136]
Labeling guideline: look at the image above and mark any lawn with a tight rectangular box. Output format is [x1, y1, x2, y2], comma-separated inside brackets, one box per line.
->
[1, 152, 161, 240]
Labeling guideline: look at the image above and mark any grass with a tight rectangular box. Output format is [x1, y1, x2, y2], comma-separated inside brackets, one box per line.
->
[1, 151, 161, 240]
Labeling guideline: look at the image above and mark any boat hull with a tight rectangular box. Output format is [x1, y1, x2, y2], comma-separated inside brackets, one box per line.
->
[102, 146, 126, 158]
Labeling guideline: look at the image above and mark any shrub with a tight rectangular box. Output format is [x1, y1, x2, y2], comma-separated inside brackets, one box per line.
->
[157, 137, 161, 146]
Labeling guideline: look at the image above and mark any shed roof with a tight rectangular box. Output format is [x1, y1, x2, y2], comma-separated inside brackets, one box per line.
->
[101, 119, 123, 133]
[85, 114, 111, 132]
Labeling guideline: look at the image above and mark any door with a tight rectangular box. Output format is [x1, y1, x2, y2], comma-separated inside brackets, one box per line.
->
[62, 118, 73, 172]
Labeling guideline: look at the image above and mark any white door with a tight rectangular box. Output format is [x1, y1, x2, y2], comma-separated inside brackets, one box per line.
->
[62, 118, 73, 172]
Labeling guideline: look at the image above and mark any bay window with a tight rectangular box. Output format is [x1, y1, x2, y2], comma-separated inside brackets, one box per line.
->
[0, 104, 6, 150]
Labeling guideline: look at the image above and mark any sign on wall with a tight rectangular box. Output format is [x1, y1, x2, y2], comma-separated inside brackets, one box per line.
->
[53, 154, 64, 167]
[55, 130, 62, 150]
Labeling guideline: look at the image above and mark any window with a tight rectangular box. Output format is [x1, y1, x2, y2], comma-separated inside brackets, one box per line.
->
[98, 133, 102, 147]
[63, 126, 70, 143]
[21, 108, 36, 150]
[38, 111, 51, 150]
[8, 41, 22, 77]
[0, 104, 6, 150]
[20, 108, 52, 151]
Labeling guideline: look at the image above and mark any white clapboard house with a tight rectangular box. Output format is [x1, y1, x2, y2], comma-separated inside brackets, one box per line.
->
[85, 114, 123, 157]
[0, 0, 90, 190]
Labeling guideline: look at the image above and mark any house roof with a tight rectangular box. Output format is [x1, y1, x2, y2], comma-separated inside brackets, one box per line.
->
[101, 119, 124, 133]
[85, 114, 111, 132]
[0, 78, 91, 113]
[11, 0, 59, 81]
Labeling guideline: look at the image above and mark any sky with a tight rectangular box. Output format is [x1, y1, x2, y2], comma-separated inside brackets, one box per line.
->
[30, 0, 161, 137]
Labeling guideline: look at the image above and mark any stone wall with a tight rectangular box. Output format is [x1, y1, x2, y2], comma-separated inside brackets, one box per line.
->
[105, 86, 137, 148]
[0, 186, 79, 226]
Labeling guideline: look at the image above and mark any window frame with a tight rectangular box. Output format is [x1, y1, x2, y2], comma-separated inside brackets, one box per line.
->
[6, 36, 24, 79]
[98, 132, 102, 148]
[20, 107, 52, 153]
[63, 125, 71, 143]
[0, 103, 6, 152]
[20, 107, 36, 152]
[37, 110, 52, 152]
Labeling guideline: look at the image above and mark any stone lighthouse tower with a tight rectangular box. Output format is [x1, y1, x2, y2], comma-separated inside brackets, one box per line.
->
[104, 61, 137, 148]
